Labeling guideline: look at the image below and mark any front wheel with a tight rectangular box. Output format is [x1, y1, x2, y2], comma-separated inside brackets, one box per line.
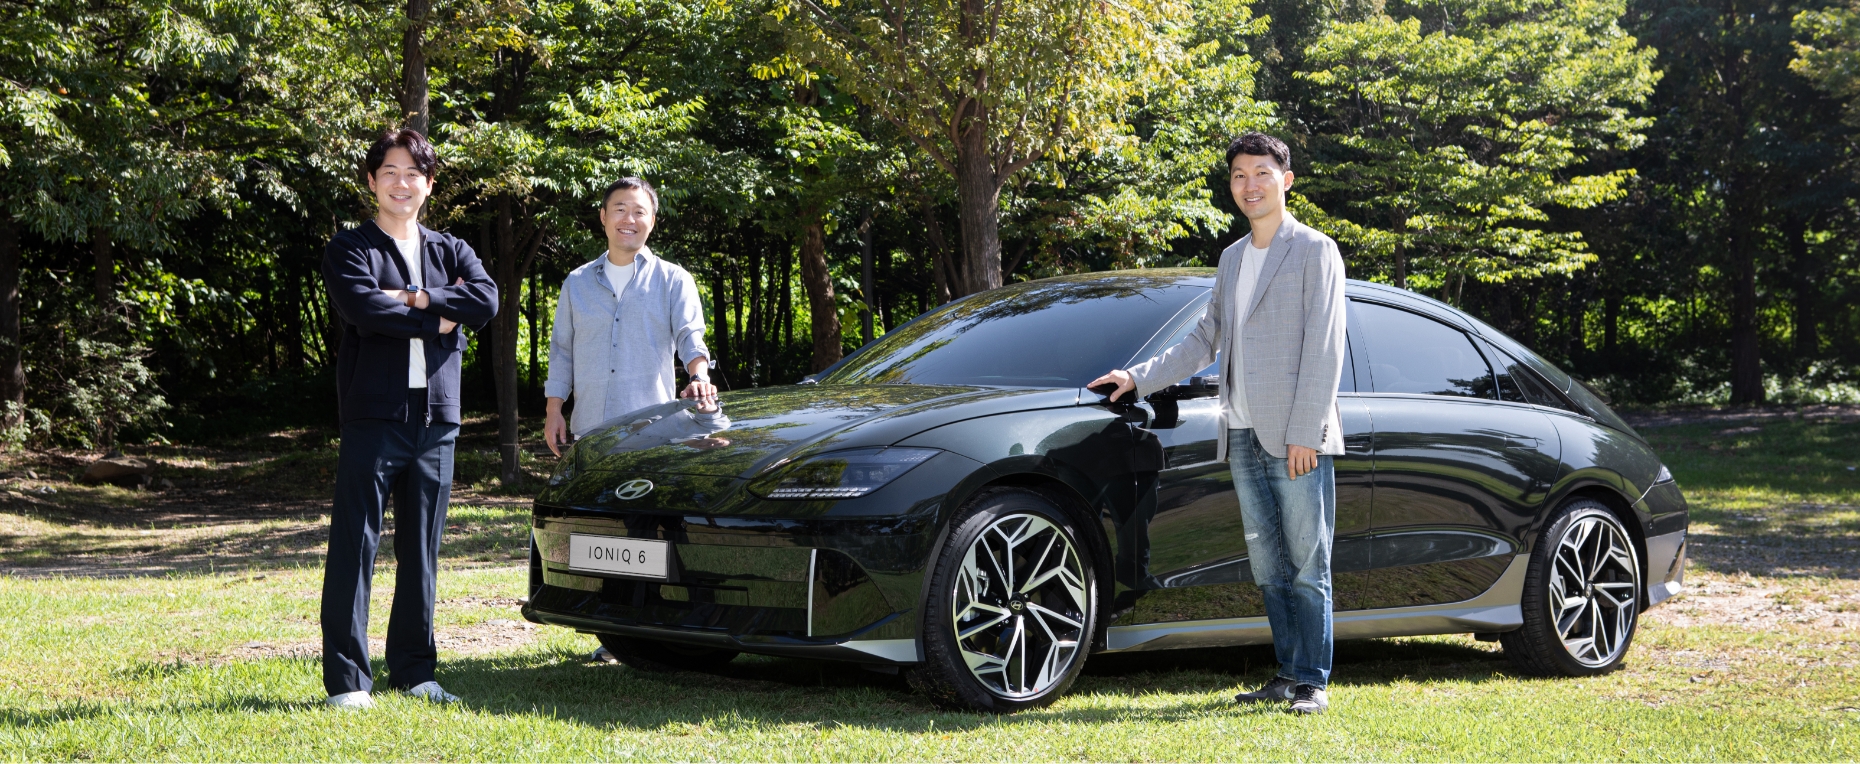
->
[907, 488, 1098, 712]
[1501, 498, 1642, 676]
[596, 633, 740, 673]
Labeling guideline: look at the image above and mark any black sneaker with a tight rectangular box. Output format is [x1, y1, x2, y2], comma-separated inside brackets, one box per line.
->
[1287, 684, 1329, 715]
[1234, 676, 1298, 705]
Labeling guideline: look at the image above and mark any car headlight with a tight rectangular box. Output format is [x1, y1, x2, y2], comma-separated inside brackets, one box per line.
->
[749, 447, 939, 500]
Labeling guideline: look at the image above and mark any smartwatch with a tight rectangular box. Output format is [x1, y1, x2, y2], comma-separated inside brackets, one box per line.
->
[691, 373, 710, 384]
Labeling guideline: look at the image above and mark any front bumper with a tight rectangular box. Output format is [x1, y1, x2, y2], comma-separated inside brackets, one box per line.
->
[521, 505, 937, 665]
[1638, 480, 1689, 608]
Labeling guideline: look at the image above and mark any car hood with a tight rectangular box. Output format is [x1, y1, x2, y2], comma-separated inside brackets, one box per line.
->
[564, 384, 1081, 481]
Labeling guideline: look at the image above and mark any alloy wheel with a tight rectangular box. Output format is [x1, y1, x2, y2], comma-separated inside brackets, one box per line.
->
[950, 513, 1090, 699]
[1549, 514, 1640, 667]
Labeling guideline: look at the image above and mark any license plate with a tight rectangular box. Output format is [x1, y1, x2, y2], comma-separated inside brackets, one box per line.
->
[567, 534, 669, 579]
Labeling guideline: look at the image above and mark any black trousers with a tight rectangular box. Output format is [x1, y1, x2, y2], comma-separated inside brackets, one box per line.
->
[321, 393, 458, 696]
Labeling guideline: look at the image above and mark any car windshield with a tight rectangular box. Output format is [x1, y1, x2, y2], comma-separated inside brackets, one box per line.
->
[821, 275, 1207, 388]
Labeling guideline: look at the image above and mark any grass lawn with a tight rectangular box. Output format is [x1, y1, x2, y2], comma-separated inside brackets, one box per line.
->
[2, 411, 1857, 760]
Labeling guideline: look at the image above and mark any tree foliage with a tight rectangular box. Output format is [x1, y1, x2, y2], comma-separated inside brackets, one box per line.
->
[1, 0, 1859, 451]
[1293, 0, 1658, 298]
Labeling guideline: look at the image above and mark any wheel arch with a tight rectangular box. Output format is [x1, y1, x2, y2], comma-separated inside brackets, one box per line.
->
[918, 469, 1117, 653]
[1550, 480, 1651, 610]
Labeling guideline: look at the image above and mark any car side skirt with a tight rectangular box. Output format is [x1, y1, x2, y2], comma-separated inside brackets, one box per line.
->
[1100, 554, 1529, 653]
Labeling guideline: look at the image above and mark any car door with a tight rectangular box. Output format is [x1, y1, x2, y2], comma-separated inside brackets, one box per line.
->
[1115, 308, 1374, 625]
[1349, 299, 1560, 609]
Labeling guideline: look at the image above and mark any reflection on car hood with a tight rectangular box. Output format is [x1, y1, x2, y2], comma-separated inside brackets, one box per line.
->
[569, 384, 1073, 479]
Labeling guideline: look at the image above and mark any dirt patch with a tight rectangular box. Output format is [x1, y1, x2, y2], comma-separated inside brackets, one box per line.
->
[1645, 568, 1860, 632]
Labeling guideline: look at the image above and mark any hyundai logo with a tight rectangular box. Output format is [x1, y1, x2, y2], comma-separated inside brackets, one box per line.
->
[614, 478, 655, 500]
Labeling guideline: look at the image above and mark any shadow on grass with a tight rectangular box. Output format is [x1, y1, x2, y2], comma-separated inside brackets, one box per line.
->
[25, 635, 1530, 732]
[0, 504, 531, 578]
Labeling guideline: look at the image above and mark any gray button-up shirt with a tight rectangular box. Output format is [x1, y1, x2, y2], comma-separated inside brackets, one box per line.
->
[545, 247, 711, 436]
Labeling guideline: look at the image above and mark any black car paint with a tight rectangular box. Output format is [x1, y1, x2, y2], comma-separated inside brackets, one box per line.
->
[523, 272, 1686, 661]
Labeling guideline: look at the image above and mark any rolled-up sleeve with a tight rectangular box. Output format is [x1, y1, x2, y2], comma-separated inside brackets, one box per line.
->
[544, 279, 576, 400]
[670, 270, 710, 367]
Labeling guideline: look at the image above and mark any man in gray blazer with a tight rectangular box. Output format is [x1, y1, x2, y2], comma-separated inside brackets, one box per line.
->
[1091, 133, 1346, 714]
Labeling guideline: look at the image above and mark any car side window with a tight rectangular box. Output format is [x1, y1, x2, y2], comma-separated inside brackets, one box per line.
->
[1484, 341, 1580, 413]
[1353, 301, 1495, 399]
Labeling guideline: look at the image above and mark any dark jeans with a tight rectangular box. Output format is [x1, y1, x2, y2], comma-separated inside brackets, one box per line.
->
[321, 393, 458, 696]
[1228, 428, 1336, 689]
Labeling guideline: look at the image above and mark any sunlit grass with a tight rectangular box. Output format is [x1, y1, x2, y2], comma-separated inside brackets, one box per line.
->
[0, 420, 1856, 759]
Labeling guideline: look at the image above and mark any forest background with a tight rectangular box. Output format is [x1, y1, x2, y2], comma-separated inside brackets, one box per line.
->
[3, 0, 1859, 486]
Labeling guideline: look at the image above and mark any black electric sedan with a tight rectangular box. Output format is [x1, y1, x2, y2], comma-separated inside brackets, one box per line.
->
[522, 270, 1689, 712]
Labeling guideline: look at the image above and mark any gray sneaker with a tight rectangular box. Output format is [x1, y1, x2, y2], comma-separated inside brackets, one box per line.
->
[1234, 676, 1298, 705]
[325, 690, 374, 710]
[1288, 684, 1328, 714]
[404, 681, 458, 704]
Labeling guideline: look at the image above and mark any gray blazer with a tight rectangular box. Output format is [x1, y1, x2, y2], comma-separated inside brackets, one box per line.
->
[1126, 212, 1347, 458]
[543, 248, 710, 437]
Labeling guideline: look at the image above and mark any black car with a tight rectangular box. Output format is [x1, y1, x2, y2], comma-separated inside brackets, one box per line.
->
[522, 271, 1689, 712]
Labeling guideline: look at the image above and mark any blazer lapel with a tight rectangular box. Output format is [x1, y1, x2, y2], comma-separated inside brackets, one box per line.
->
[1241, 212, 1300, 324]
[367, 222, 414, 287]
[417, 224, 438, 288]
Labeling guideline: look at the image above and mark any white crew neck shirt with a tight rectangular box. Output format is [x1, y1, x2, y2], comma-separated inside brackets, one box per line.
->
[388, 230, 428, 389]
[1225, 239, 1269, 429]
[603, 254, 637, 302]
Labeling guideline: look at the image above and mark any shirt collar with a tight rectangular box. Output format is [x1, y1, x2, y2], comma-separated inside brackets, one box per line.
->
[601, 245, 652, 269]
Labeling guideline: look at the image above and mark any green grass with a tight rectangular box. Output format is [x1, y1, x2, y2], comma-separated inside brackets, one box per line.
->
[1, 417, 1857, 760]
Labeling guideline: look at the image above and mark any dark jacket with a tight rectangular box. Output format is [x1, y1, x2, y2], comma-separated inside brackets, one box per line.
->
[323, 221, 498, 424]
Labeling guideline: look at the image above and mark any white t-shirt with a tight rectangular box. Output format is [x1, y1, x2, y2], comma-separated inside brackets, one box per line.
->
[1225, 242, 1269, 429]
[390, 233, 428, 389]
[603, 256, 636, 302]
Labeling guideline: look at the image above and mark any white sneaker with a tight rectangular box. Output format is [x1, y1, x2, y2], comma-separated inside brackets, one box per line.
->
[592, 646, 618, 663]
[326, 691, 374, 710]
[404, 681, 458, 704]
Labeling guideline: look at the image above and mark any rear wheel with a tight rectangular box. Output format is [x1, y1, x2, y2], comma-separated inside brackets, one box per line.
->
[907, 488, 1098, 712]
[1501, 498, 1641, 676]
[595, 633, 740, 673]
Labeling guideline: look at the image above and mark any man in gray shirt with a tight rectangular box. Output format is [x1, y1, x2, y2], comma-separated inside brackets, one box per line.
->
[1091, 133, 1347, 715]
[542, 177, 716, 453]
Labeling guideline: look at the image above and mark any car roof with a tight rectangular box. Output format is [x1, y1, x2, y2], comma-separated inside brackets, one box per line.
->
[1021, 269, 1475, 333]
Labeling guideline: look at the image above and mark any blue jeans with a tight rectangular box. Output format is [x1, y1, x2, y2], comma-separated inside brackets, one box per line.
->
[1228, 428, 1335, 689]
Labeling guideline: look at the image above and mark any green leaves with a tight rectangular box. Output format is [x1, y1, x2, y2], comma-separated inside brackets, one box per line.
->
[1793, 1, 1860, 123]
[1295, 0, 1657, 295]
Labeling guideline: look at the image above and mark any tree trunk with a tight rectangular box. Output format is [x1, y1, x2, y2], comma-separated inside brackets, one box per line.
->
[1786, 216, 1817, 365]
[922, 203, 954, 305]
[494, 195, 523, 484]
[953, 125, 1002, 298]
[1567, 277, 1585, 362]
[747, 244, 762, 383]
[1392, 240, 1407, 290]
[859, 211, 874, 347]
[400, 0, 432, 135]
[527, 266, 539, 403]
[1729, 224, 1764, 404]
[91, 226, 114, 308]
[709, 262, 729, 388]
[1603, 288, 1620, 359]
[0, 217, 22, 424]
[798, 214, 840, 372]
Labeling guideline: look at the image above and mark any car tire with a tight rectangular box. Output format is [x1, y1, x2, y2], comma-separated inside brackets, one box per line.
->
[595, 634, 740, 673]
[907, 488, 1098, 712]
[1501, 498, 1642, 677]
